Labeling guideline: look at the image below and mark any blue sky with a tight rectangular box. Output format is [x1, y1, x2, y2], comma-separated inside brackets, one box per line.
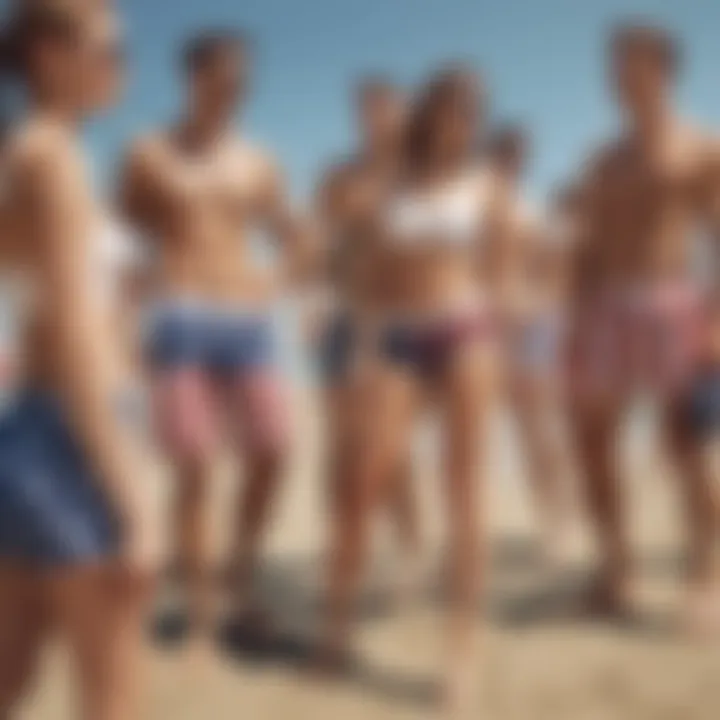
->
[90, 0, 720, 203]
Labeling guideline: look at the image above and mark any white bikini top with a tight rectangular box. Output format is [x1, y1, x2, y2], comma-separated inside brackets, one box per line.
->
[385, 170, 490, 249]
[91, 215, 147, 309]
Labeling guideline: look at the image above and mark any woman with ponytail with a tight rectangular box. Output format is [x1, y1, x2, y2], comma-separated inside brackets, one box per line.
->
[0, 3, 158, 718]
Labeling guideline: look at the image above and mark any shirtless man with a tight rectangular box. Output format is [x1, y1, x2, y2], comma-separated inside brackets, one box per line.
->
[570, 23, 720, 625]
[120, 30, 306, 652]
[488, 127, 575, 563]
[315, 77, 421, 604]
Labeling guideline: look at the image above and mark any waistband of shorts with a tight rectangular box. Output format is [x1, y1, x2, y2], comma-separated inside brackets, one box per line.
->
[145, 296, 273, 324]
[377, 306, 497, 339]
[9, 384, 145, 428]
[375, 292, 494, 328]
[592, 281, 703, 309]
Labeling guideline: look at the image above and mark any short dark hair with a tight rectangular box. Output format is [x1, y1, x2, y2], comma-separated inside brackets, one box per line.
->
[488, 124, 528, 164]
[610, 22, 681, 77]
[182, 29, 248, 75]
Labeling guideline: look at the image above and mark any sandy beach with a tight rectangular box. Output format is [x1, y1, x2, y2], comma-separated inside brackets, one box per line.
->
[20, 386, 720, 720]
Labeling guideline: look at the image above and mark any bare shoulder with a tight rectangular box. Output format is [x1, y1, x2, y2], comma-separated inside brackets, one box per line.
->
[231, 139, 283, 187]
[122, 131, 170, 174]
[583, 138, 628, 182]
[8, 119, 77, 171]
[683, 122, 720, 166]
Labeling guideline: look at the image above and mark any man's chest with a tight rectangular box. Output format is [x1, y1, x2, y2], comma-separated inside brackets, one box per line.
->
[152, 151, 262, 219]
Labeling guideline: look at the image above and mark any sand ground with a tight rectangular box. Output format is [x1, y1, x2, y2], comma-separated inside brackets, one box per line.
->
[20, 388, 720, 720]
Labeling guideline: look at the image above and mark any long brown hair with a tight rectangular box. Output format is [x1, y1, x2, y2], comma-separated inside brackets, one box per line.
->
[404, 65, 483, 177]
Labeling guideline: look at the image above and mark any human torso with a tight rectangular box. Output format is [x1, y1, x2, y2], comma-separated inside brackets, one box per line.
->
[587, 123, 709, 293]
[137, 132, 275, 305]
[378, 166, 491, 316]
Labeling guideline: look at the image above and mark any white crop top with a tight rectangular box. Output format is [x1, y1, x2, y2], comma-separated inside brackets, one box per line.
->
[385, 170, 490, 248]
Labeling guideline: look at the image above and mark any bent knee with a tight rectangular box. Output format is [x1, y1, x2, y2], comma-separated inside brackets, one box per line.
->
[153, 370, 219, 464]
[234, 372, 293, 459]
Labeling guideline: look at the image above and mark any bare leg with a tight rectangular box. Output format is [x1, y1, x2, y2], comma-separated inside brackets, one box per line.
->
[513, 377, 574, 564]
[228, 371, 290, 625]
[385, 457, 423, 605]
[437, 341, 495, 719]
[0, 562, 49, 719]
[155, 368, 219, 650]
[570, 394, 629, 613]
[324, 382, 362, 536]
[387, 458, 421, 562]
[663, 403, 720, 632]
[51, 564, 152, 720]
[173, 458, 215, 650]
[230, 448, 286, 624]
[320, 366, 418, 668]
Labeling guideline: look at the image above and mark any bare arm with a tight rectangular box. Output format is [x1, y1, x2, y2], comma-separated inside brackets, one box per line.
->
[481, 171, 517, 307]
[116, 139, 162, 303]
[257, 157, 316, 289]
[695, 139, 720, 257]
[118, 138, 160, 233]
[24, 135, 139, 525]
[567, 155, 605, 309]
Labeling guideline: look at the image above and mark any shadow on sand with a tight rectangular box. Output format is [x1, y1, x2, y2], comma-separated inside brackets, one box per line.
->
[150, 534, 687, 710]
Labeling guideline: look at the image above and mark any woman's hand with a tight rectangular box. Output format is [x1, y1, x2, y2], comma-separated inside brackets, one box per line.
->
[112, 442, 165, 575]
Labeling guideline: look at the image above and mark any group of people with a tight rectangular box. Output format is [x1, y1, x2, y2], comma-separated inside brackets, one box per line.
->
[1, 1, 720, 719]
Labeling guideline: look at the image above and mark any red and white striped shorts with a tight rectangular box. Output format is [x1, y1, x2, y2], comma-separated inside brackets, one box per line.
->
[569, 283, 705, 399]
